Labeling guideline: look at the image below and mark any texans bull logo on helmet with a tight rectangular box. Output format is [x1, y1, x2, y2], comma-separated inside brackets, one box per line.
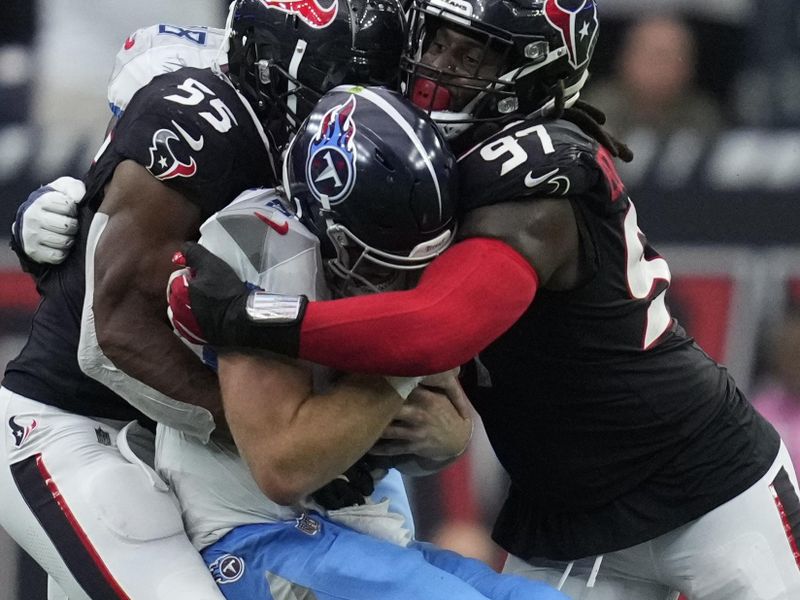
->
[306, 94, 357, 205]
[258, 0, 338, 29]
[146, 129, 198, 181]
[544, 0, 599, 69]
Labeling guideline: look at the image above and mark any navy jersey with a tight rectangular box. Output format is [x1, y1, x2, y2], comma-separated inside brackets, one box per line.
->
[3, 67, 274, 422]
[459, 118, 780, 560]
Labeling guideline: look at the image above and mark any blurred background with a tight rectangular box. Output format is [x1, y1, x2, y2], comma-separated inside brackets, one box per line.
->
[0, 0, 799, 597]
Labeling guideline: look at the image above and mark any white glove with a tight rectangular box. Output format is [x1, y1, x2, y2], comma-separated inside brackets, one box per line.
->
[12, 176, 85, 264]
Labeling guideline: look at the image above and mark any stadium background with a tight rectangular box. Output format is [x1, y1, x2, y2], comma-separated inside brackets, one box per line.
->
[0, 0, 798, 597]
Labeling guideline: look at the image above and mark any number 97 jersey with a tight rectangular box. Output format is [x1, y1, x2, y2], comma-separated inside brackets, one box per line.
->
[459, 117, 672, 356]
[457, 117, 779, 560]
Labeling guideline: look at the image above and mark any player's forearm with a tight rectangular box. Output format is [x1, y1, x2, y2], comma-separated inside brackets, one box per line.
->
[94, 304, 222, 416]
[288, 374, 405, 492]
[297, 238, 538, 375]
[220, 354, 403, 505]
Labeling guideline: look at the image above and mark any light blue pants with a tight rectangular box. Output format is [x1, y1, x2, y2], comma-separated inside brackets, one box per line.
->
[202, 514, 569, 600]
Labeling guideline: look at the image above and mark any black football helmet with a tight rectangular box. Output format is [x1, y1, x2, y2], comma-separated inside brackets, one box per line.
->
[225, 0, 406, 142]
[401, 0, 599, 139]
[284, 85, 457, 295]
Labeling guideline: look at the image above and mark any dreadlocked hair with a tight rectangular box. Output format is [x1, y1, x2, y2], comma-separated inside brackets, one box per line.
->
[549, 82, 634, 163]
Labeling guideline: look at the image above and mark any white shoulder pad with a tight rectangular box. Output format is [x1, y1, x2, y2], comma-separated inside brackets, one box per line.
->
[107, 24, 226, 117]
[198, 188, 330, 302]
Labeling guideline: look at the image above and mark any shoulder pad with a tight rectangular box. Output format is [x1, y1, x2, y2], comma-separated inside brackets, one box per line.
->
[109, 68, 274, 216]
[458, 118, 604, 213]
[108, 24, 226, 117]
[199, 189, 327, 300]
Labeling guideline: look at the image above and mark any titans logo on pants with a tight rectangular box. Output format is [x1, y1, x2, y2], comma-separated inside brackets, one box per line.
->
[209, 554, 245, 584]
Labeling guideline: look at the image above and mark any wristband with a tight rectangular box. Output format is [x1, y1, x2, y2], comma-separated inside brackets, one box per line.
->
[245, 291, 307, 323]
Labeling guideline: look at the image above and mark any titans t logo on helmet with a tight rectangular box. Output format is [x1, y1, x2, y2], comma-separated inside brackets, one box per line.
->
[544, 0, 599, 69]
[258, 0, 338, 29]
[306, 95, 357, 205]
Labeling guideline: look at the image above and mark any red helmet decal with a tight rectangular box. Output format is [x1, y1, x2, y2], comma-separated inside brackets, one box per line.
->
[544, 0, 598, 69]
[258, 0, 338, 29]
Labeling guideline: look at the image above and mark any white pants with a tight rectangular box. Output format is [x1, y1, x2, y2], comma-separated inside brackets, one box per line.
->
[505, 442, 800, 600]
[0, 387, 225, 599]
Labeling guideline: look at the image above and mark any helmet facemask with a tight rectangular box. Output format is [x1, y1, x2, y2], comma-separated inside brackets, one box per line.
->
[228, 30, 328, 138]
[320, 201, 453, 297]
[401, 0, 595, 140]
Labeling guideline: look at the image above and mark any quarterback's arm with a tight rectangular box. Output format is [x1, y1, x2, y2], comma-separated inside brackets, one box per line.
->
[176, 236, 538, 375]
[86, 160, 222, 428]
[217, 351, 407, 505]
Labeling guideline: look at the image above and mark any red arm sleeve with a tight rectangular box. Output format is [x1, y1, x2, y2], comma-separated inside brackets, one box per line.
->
[298, 237, 538, 375]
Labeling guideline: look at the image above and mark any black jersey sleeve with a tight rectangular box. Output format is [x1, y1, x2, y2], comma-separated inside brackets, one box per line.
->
[107, 68, 274, 218]
[458, 118, 616, 214]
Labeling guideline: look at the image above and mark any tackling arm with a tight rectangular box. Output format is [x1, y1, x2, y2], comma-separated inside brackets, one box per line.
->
[172, 199, 579, 377]
[303, 198, 581, 374]
[175, 236, 539, 375]
[217, 351, 407, 505]
[82, 160, 223, 436]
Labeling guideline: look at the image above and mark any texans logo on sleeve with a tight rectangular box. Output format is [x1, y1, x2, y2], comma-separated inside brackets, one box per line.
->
[9, 416, 37, 448]
[146, 129, 198, 181]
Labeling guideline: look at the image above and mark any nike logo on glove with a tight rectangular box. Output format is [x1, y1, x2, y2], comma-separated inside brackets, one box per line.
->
[172, 120, 205, 151]
[255, 212, 289, 235]
[524, 168, 560, 189]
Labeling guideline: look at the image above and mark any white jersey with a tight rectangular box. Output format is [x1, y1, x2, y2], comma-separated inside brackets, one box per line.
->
[156, 188, 328, 549]
[155, 189, 414, 550]
[107, 23, 226, 117]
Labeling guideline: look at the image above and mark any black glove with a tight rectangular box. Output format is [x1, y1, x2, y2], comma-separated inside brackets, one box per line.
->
[311, 459, 376, 510]
[181, 242, 308, 355]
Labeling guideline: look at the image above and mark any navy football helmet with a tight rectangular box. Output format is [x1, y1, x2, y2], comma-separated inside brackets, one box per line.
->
[284, 85, 457, 295]
[224, 0, 405, 142]
[401, 0, 599, 139]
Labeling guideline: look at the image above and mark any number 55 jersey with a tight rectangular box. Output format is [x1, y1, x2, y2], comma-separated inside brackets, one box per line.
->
[457, 118, 780, 560]
[3, 65, 273, 424]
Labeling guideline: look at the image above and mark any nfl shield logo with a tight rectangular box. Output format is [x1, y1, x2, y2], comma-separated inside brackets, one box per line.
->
[295, 513, 322, 536]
